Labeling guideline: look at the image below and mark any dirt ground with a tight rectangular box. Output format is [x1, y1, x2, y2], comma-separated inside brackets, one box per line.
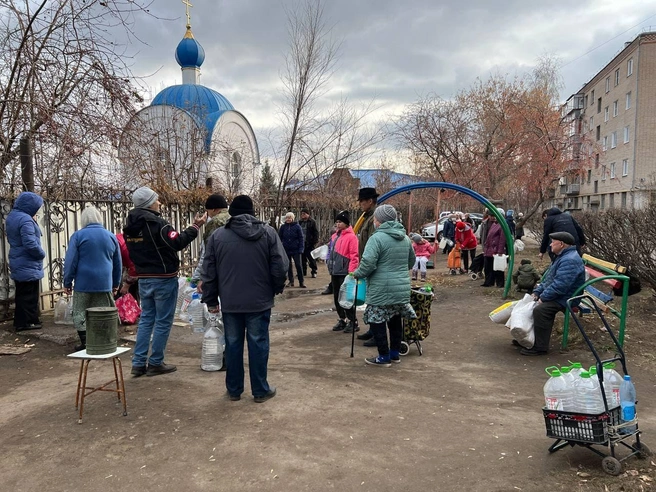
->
[1, 246, 655, 492]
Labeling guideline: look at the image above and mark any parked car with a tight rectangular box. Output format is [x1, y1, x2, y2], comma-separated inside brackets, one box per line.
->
[421, 213, 483, 241]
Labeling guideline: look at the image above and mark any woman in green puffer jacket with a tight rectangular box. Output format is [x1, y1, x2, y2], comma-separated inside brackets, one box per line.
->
[352, 204, 416, 367]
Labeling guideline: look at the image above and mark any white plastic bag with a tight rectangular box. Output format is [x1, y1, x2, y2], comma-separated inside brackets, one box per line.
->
[438, 237, 447, 249]
[489, 301, 517, 324]
[311, 244, 328, 260]
[506, 294, 536, 348]
[338, 276, 366, 309]
[54, 296, 68, 325]
[514, 239, 525, 252]
[493, 254, 508, 272]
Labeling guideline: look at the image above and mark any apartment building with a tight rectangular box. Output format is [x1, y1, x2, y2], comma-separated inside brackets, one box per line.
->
[555, 31, 656, 211]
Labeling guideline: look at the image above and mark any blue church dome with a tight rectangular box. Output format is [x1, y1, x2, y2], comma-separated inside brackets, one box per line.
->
[151, 85, 235, 150]
[175, 31, 205, 68]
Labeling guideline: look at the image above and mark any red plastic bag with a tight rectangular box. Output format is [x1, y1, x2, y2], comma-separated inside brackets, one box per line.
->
[115, 293, 141, 325]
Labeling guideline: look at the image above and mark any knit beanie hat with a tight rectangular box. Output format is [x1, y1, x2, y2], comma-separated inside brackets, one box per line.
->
[411, 233, 422, 243]
[205, 194, 228, 210]
[335, 210, 350, 226]
[373, 204, 397, 223]
[455, 221, 466, 231]
[285, 212, 295, 221]
[228, 195, 255, 216]
[132, 186, 158, 209]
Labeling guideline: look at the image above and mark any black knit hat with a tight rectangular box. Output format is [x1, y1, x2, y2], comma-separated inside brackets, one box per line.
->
[229, 195, 255, 217]
[335, 210, 350, 226]
[205, 194, 228, 210]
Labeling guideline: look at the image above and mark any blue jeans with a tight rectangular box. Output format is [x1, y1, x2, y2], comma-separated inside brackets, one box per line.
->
[133, 277, 178, 367]
[222, 310, 272, 398]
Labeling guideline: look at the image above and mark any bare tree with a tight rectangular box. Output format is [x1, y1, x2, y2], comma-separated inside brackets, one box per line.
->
[0, 0, 153, 195]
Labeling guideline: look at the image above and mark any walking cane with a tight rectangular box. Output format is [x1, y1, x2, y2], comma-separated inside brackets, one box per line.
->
[350, 276, 358, 358]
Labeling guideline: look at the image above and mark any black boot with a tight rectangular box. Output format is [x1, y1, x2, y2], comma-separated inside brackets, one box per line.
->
[74, 331, 86, 352]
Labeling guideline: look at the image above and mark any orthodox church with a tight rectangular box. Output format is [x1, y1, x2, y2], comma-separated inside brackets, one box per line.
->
[119, 10, 260, 195]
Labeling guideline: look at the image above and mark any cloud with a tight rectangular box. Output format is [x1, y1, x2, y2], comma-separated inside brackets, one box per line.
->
[131, 0, 656, 149]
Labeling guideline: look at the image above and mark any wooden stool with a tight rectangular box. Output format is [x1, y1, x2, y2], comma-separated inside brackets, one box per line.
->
[67, 347, 131, 424]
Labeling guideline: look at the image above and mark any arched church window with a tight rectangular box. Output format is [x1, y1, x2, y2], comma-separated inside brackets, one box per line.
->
[231, 151, 241, 178]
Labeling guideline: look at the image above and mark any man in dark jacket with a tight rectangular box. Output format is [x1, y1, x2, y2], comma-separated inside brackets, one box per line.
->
[279, 212, 305, 287]
[6, 192, 46, 331]
[299, 209, 319, 278]
[539, 207, 586, 261]
[355, 187, 379, 345]
[520, 232, 585, 356]
[123, 186, 206, 377]
[202, 195, 288, 403]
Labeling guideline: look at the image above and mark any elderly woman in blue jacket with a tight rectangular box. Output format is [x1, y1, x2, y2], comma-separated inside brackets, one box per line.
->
[352, 204, 416, 367]
[64, 206, 122, 351]
[6, 192, 46, 332]
[278, 212, 306, 288]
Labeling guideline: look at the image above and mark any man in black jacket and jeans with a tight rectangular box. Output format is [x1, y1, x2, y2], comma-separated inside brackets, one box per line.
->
[124, 186, 206, 377]
[539, 207, 586, 261]
[299, 209, 319, 278]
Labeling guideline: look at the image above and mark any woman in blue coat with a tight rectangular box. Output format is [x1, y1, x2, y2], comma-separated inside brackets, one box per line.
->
[278, 212, 306, 288]
[64, 206, 122, 350]
[6, 192, 46, 331]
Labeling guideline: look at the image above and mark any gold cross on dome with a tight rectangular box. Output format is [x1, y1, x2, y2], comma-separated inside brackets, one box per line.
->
[182, 0, 193, 27]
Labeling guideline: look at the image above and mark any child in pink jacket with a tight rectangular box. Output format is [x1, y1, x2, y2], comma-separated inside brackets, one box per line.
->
[411, 233, 435, 281]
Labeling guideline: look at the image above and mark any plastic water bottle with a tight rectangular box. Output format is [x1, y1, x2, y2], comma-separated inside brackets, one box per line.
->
[569, 361, 584, 378]
[543, 367, 574, 411]
[201, 315, 225, 371]
[559, 365, 575, 388]
[574, 371, 605, 414]
[619, 375, 637, 433]
[175, 277, 191, 315]
[178, 282, 197, 322]
[188, 293, 208, 334]
[602, 363, 623, 409]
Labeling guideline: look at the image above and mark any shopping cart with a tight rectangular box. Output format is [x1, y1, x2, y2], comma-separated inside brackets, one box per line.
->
[401, 287, 434, 356]
[543, 294, 651, 475]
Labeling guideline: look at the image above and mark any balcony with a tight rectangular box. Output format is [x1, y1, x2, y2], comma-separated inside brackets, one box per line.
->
[566, 184, 580, 195]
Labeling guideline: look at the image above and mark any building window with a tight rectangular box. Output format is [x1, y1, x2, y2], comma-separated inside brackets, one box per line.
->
[611, 132, 617, 148]
[587, 169, 592, 183]
[613, 100, 618, 117]
[594, 180, 598, 193]
[610, 162, 616, 178]
[602, 165, 607, 180]
[626, 92, 631, 109]
[589, 116, 594, 130]
[602, 136, 608, 151]
[605, 77, 610, 93]
[621, 192, 627, 208]
[585, 94, 589, 107]
[622, 159, 629, 176]
[601, 194, 606, 209]
[609, 193, 615, 208]
[623, 126, 630, 143]
[614, 68, 620, 86]
[591, 90, 595, 104]
[597, 97, 602, 113]
[595, 153, 600, 168]
[627, 58, 633, 76]
[596, 125, 601, 141]
[604, 106, 609, 122]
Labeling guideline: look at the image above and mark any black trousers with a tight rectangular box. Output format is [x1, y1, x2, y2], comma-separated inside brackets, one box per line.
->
[331, 275, 355, 322]
[301, 245, 317, 275]
[482, 256, 505, 287]
[287, 252, 304, 285]
[462, 249, 476, 271]
[533, 301, 565, 352]
[370, 315, 403, 356]
[14, 280, 41, 328]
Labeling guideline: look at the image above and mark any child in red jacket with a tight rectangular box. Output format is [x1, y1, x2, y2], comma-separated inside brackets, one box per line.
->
[411, 233, 435, 282]
[455, 221, 478, 273]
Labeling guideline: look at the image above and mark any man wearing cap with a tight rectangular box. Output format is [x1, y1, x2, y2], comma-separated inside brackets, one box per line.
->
[539, 207, 586, 261]
[355, 187, 379, 345]
[191, 193, 230, 288]
[298, 209, 319, 278]
[201, 195, 288, 403]
[123, 186, 207, 377]
[519, 231, 585, 356]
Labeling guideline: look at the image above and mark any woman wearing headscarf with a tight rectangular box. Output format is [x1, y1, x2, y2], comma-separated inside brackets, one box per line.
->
[352, 204, 416, 367]
[455, 221, 477, 273]
[327, 211, 359, 333]
[64, 206, 122, 350]
[481, 208, 507, 288]
[278, 212, 306, 288]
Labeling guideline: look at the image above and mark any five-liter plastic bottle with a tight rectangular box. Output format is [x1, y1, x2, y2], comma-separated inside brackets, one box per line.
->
[201, 314, 225, 371]
[601, 363, 623, 409]
[569, 362, 584, 378]
[178, 282, 198, 322]
[544, 367, 574, 411]
[188, 293, 208, 333]
[619, 375, 637, 433]
[573, 371, 605, 414]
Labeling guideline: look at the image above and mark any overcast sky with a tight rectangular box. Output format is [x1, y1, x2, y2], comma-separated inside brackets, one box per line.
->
[130, 0, 656, 152]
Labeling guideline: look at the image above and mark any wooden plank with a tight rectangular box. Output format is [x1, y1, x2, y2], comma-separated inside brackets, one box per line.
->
[581, 296, 611, 313]
[584, 285, 614, 304]
[582, 254, 627, 274]
[585, 266, 622, 289]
